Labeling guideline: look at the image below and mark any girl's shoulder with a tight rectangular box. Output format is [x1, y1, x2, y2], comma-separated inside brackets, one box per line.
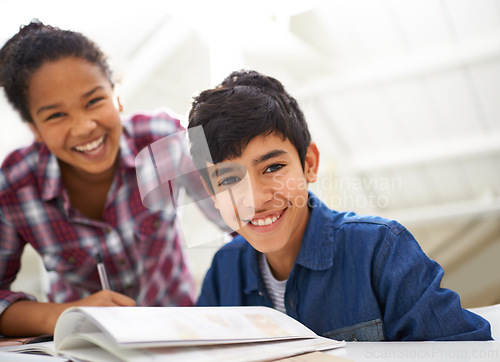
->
[121, 108, 188, 161]
[0, 142, 41, 192]
[122, 108, 184, 142]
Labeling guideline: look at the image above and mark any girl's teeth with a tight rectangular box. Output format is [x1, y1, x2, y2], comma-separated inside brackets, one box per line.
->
[75, 136, 105, 152]
[251, 215, 279, 226]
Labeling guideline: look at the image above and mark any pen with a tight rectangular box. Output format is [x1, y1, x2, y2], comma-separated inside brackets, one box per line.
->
[96, 252, 110, 290]
[24, 334, 54, 344]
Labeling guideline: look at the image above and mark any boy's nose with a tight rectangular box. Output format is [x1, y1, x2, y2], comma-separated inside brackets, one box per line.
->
[241, 189, 255, 209]
[244, 177, 273, 209]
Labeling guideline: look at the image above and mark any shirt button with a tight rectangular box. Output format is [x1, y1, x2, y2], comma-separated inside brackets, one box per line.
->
[67, 256, 76, 264]
[152, 220, 159, 229]
[118, 258, 126, 265]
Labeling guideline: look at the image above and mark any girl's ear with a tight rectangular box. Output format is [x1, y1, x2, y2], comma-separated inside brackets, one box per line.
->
[115, 96, 123, 112]
[304, 142, 320, 183]
[27, 122, 43, 143]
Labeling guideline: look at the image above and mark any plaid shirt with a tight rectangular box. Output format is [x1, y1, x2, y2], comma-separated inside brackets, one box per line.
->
[0, 109, 200, 314]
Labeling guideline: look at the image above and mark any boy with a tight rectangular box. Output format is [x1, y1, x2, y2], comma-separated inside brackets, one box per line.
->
[187, 70, 492, 341]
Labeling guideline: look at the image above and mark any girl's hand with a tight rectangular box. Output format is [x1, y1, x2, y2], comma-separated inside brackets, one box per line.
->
[0, 291, 136, 337]
[65, 290, 136, 308]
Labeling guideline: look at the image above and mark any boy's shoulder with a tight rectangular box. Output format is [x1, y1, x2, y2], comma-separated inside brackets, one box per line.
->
[333, 211, 406, 234]
[309, 192, 407, 236]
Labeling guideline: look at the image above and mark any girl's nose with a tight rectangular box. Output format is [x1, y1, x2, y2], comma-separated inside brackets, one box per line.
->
[71, 116, 97, 136]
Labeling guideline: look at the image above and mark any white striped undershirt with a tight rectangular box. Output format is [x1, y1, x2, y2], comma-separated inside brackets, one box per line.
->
[259, 253, 287, 313]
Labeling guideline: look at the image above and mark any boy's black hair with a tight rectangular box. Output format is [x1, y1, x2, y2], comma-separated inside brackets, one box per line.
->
[188, 69, 311, 192]
[0, 19, 113, 123]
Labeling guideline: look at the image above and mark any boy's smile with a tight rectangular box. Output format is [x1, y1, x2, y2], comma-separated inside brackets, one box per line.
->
[209, 133, 319, 273]
[248, 209, 282, 227]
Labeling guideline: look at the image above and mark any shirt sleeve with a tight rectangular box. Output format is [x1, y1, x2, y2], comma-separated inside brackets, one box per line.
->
[0, 210, 37, 316]
[373, 226, 492, 341]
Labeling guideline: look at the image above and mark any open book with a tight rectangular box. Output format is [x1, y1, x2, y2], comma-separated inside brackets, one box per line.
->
[2, 306, 344, 361]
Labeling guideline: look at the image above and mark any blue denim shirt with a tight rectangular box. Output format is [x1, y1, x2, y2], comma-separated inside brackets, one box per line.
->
[197, 192, 492, 341]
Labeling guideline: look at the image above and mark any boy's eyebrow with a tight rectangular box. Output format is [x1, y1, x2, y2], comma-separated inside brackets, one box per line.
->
[211, 165, 235, 179]
[210, 149, 287, 178]
[35, 86, 104, 115]
[253, 149, 287, 166]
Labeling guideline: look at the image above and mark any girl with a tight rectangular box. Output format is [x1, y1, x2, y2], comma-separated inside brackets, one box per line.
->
[0, 20, 204, 336]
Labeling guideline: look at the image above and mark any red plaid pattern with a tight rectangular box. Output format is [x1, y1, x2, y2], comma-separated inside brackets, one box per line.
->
[0, 109, 197, 314]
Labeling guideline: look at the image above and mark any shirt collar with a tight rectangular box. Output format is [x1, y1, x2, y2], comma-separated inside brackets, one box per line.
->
[119, 128, 140, 169]
[243, 243, 263, 295]
[294, 192, 335, 271]
[38, 144, 63, 201]
[242, 192, 335, 294]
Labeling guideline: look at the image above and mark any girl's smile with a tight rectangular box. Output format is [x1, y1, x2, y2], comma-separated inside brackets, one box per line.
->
[27, 56, 122, 179]
[73, 135, 106, 154]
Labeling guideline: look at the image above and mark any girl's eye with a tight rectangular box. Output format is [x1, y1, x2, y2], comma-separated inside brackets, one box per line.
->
[45, 112, 65, 121]
[87, 97, 104, 107]
[265, 164, 284, 173]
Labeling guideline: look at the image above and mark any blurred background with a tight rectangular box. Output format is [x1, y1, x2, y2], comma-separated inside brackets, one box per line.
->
[1, 0, 499, 307]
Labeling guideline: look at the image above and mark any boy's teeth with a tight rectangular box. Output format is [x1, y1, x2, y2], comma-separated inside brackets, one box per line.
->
[251, 215, 279, 226]
[75, 136, 105, 152]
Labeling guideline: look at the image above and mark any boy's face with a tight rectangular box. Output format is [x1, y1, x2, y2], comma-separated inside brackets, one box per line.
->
[207, 133, 319, 255]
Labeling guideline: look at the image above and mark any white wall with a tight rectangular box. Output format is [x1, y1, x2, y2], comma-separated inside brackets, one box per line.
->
[2, 0, 499, 307]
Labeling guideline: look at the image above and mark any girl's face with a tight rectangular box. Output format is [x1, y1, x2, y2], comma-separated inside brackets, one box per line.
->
[27, 56, 122, 178]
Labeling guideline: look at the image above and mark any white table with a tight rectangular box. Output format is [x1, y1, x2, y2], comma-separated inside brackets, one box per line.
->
[326, 341, 499, 361]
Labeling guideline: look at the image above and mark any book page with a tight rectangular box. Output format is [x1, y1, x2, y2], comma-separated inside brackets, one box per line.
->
[58, 332, 131, 362]
[58, 332, 344, 362]
[0, 341, 57, 356]
[0, 351, 68, 361]
[0, 341, 68, 361]
[135, 337, 344, 362]
[56, 306, 319, 348]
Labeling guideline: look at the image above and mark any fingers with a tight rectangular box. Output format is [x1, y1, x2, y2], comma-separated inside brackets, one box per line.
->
[109, 291, 136, 306]
[74, 290, 137, 307]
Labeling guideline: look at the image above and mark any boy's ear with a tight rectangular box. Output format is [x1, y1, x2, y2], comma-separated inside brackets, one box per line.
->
[304, 142, 320, 183]
[27, 122, 43, 143]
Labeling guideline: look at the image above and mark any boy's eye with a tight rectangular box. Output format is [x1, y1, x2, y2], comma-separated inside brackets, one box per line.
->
[218, 176, 241, 188]
[209, 163, 247, 192]
[265, 164, 284, 173]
